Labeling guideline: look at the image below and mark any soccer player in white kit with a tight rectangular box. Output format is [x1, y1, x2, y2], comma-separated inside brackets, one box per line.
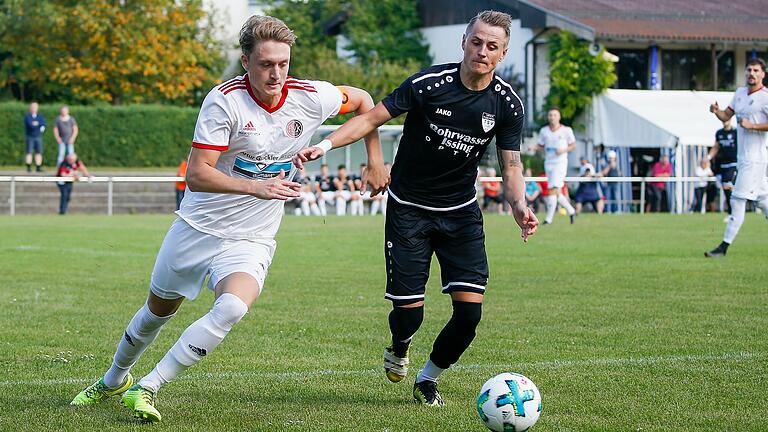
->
[705, 58, 768, 257]
[70, 15, 389, 422]
[537, 107, 576, 224]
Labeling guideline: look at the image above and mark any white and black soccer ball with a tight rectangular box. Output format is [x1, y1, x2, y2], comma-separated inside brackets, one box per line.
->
[476, 372, 542, 432]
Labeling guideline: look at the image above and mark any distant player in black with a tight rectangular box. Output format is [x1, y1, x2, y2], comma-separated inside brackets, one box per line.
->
[314, 163, 337, 216]
[293, 10, 538, 406]
[709, 119, 738, 214]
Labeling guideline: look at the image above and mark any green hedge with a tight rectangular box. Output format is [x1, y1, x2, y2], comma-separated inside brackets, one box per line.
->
[0, 102, 198, 167]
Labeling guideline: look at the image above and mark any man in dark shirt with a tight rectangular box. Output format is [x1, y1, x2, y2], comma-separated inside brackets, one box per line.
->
[24, 102, 47, 172]
[709, 119, 738, 214]
[294, 10, 538, 406]
[314, 163, 337, 216]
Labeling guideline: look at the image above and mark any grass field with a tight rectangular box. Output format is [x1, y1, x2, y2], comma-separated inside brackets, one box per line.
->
[0, 213, 766, 431]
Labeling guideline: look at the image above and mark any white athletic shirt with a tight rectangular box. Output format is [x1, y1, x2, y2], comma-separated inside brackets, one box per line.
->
[178, 74, 342, 240]
[728, 86, 768, 164]
[539, 125, 575, 165]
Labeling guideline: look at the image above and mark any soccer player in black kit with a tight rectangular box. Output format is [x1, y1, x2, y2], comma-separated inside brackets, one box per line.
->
[294, 10, 538, 406]
[709, 119, 738, 215]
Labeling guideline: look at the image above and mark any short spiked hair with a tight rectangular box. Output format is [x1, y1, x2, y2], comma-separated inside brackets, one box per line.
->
[466, 10, 512, 45]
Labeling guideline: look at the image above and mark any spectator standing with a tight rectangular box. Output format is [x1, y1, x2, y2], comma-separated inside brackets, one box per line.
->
[175, 159, 188, 211]
[24, 102, 47, 172]
[691, 158, 715, 213]
[56, 153, 90, 215]
[647, 154, 672, 212]
[601, 150, 621, 213]
[54, 105, 78, 166]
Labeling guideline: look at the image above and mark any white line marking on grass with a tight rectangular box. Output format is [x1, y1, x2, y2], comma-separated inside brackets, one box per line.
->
[1, 351, 760, 387]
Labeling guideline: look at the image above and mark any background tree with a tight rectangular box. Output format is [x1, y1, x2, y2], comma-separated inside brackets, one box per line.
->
[544, 31, 616, 126]
[0, 0, 224, 105]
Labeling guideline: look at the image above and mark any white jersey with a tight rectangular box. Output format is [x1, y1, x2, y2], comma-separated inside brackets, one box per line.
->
[539, 125, 575, 165]
[729, 86, 768, 164]
[178, 74, 342, 240]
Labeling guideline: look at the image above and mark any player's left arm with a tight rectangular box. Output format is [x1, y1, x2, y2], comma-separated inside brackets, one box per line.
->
[498, 149, 538, 242]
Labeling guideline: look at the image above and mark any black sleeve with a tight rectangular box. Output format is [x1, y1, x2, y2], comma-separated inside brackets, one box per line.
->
[495, 107, 525, 151]
[381, 73, 424, 118]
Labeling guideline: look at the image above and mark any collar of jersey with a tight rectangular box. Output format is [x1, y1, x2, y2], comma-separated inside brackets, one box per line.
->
[244, 73, 289, 114]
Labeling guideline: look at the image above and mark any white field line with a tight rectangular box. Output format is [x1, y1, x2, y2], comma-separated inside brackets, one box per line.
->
[0, 351, 760, 387]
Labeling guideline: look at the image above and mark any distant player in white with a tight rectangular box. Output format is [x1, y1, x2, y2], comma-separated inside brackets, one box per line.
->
[70, 15, 389, 422]
[706, 58, 768, 257]
[537, 107, 576, 224]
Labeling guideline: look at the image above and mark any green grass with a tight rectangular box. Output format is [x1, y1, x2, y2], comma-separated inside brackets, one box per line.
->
[0, 213, 766, 431]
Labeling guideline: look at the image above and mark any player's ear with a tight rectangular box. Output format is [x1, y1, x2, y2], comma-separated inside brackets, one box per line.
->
[461, 34, 466, 51]
[240, 53, 249, 71]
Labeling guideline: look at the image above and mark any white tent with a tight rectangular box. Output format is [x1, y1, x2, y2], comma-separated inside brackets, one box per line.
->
[585, 89, 734, 212]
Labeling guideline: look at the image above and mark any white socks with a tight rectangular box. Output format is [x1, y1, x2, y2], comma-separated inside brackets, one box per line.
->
[724, 198, 746, 244]
[416, 359, 445, 383]
[139, 293, 248, 393]
[103, 303, 174, 389]
[557, 194, 576, 215]
[545, 195, 557, 223]
[335, 197, 347, 215]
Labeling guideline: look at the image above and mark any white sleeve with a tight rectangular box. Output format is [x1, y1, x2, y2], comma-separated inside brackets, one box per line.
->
[192, 89, 233, 151]
[566, 127, 576, 143]
[728, 89, 738, 112]
[311, 80, 343, 121]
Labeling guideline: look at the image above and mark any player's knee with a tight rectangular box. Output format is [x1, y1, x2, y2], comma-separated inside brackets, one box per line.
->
[389, 304, 424, 335]
[451, 300, 482, 330]
[210, 293, 248, 331]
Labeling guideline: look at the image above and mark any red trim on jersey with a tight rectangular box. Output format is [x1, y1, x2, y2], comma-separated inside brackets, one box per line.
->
[218, 76, 242, 90]
[244, 73, 288, 113]
[286, 84, 317, 93]
[748, 85, 765, 95]
[192, 141, 228, 151]
[220, 79, 245, 93]
[222, 85, 247, 95]
[286, 78, 315, 90]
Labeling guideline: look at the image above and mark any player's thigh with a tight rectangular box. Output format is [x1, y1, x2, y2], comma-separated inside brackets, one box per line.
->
[384, 201, 435, 305]
[150, 218, 220, 301]
[545, 162, 567, 188]
[432, 203, 489, 296]
[208, 237, 276, 301]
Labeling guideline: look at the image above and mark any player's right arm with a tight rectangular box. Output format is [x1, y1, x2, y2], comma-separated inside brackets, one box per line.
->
[186, 148, 299, 200]
[708, 141, 720, 160]
[498, 149, 538, 242]
[710, 101, 734, 122]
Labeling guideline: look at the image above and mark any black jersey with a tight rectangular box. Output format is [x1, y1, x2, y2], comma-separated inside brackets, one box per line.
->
[715, 128, 737, 166]
[315, 175, 337, 192]
[382, 63, 524, 209]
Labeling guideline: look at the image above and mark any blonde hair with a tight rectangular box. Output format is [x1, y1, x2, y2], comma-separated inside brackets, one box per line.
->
[239, 15, 297, 56]
[466, 10, 512, 43]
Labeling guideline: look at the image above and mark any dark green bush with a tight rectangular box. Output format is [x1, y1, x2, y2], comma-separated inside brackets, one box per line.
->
[0, 102, 198, 167]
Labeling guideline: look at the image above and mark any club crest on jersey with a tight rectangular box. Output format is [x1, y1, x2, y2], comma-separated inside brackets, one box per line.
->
[482, 112, 495, 133]
[285, 119, 303, 138]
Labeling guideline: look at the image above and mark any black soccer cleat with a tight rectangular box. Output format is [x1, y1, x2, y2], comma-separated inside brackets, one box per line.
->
[704, 242, 729, 258]
[569, 214, 575, 224]
[413, 380, 445, 407]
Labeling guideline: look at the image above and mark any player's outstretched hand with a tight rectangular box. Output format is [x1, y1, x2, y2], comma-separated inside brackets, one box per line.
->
[361, 161, 390, 197]
[512, 203, 539, 243]
[292, 146, 325, 170]
[252, 170, 300, 200]
[709, 101, 719, 113]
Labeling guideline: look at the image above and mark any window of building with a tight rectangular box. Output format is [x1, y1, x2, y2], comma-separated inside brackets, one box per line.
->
[661, 49, 735, 90]
[612, 49, 648, 90]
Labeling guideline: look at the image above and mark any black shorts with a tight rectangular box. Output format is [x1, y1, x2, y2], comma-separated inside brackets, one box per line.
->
[384, 200, 489, 305]
[720, 166, 737, 185]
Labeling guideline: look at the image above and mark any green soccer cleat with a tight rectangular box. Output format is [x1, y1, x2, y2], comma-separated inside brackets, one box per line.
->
[122, 384, 161, 423]
[413, 379, 445, 407]
[70, 374, 134, 406]
[384, 346, 409, 383]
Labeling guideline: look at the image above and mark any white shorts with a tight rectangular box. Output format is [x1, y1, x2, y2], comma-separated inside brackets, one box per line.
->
[337, 190, 352, 200]
[150, 218, 276, 300]
[732, 161, 768, 201]
[299, 191, 317, 202]
[320, 191, 336, 202]
[544, 162, 568, 189]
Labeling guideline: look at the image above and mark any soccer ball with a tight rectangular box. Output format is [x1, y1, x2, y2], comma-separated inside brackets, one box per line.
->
[476, 372, 542, 432]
